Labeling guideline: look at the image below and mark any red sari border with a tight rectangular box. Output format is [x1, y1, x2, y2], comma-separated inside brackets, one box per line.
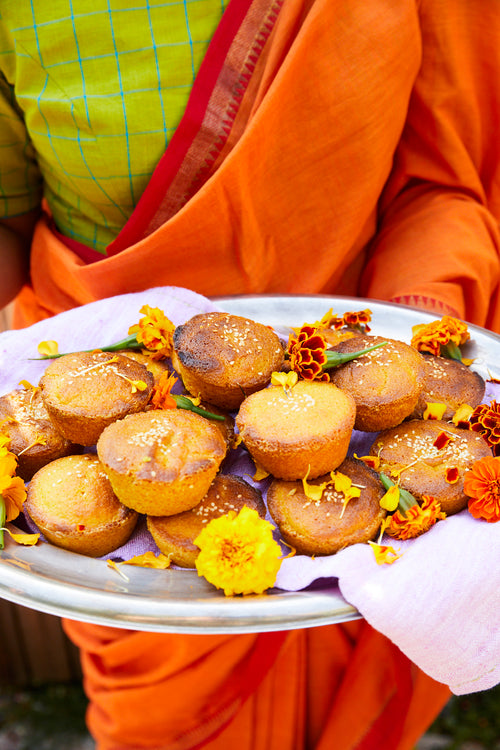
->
[107, 0, 283, 255]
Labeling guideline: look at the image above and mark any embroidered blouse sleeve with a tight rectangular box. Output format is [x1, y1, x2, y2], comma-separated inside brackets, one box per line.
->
[360, 0, 500, 330]
[0, 71, 43, 219]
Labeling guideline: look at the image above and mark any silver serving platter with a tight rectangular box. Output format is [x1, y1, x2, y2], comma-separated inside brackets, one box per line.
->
[0, 295, 498, 633]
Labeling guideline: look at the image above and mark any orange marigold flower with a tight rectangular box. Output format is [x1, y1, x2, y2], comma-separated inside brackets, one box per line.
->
[444, 316, 470, 347]
[149, 372, 178, 410]
[321, 309, 372, 332]
[286, 325, 329, 381]
[341, 309, 372, 332]
[385, 496, 446, 540]
[463, 456, 500, 522]
[469, 402, 500, 456]
[128, 305, 175, 360]
[411, 316, 469, 358]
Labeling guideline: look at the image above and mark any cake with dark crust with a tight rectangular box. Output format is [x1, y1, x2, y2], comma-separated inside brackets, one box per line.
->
[171, 312, 285, 410]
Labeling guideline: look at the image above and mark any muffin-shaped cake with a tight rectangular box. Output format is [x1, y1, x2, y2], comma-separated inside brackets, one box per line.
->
[236, 380, 356, 480]
[171, 312, 285, 410]
[0, 387, 77, 480]
[370, 419, 492, 514]
[329, 334, 426, 431]
[40, 351, 154, 446]
[147, 474, 266, 567]
[410, 354, 485, 420]
[97, 409, 227, 515]
[24, 454, 138, 557]
[267, 457, 386, 555]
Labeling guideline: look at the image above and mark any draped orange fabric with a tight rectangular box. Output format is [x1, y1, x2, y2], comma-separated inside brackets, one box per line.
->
[12, 0, 500, 747]
[14, 0, 500, 331]
[63, 619, 450, 750]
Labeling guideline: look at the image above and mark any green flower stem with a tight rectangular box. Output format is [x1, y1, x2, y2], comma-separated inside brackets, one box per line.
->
[173, 395, 225, 422]
[323, 341, 388, 370]
[34, 333, 141, 360]
[441, 342, 463, 361]
[379, 472, 417, 516]
[0, 494, 6, 550]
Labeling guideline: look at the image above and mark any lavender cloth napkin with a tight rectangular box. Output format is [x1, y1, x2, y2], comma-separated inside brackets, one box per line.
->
[1, 287, 499, 696]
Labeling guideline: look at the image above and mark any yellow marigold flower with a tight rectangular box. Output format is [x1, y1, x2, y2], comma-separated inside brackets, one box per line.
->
[195, 506, 282, 596]
[128, 305, 176, 360]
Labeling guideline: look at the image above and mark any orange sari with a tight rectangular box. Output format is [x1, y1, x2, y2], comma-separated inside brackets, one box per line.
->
[15, 0, 500, 331]
[14, 0, 500, 747]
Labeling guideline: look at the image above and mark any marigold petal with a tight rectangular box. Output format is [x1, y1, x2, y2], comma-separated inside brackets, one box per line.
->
[380, 485, 400, 511]
[424, 403, 448, 421]
[368, 541, 402, 565]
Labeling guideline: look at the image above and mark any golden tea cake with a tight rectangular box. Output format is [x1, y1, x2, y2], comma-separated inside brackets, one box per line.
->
[371, 419, 492, 514]
[0, 387, 77, 480]
[40, 351, 154, 445]
[329, 334, 427, 431]
[147, 473, 266, 567]
[236, 380, 356, 480]
[97, 409, 227, 515]
[411, 354, 485, 420]
[171, 312, 285, 410]
[267, 457, 386, 555]
[24, 454, 138, 557]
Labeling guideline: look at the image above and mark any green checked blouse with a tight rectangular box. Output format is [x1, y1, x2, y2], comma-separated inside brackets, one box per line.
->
[0, 0, 228, 253]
